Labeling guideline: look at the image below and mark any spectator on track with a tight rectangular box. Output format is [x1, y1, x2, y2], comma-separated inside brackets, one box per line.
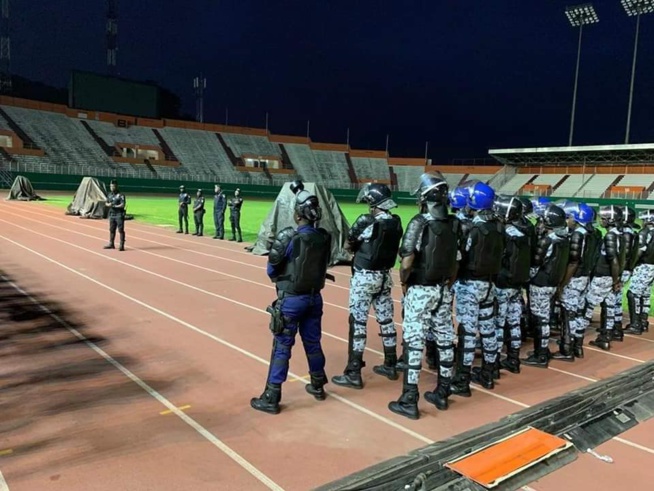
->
[104, 179, 126, 252]
[193, 189, 206, 237]
[213, 184, 226, 240]
[228, 188, 244, 242]
[177, 185, 191, 234]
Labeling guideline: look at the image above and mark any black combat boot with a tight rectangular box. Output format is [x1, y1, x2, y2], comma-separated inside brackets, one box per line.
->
[373, 345, 399, 381]
[388, 371, 420, 420]
[612, 322, 624, 342]
[471, 359, 495, 390]
[523, 331, 549, 368]
[500, 347, 521, 374]
[119, 241, 125, 252]
[425, 339, 438, 370]
[640, 308, 649, 333]
[450, 366, 472, 397]
[596, 301, 607, 333]
[331, 351, 365, 389]
[624, 291, 641, 334]
[552, 309, 574, 362]
[250, 383, 282, 414]
[424, 376, 451, 411]
[572, 336, 585, 358]
[590, 331, 611, 350]
[103, 243, 115, 249]
[305, 372, 328, 401]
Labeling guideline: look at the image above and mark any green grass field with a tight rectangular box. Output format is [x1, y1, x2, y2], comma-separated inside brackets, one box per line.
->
[39, 193, 651, 311]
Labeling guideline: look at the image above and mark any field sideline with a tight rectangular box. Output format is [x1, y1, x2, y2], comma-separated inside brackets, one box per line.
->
[36, 192, 648, 309]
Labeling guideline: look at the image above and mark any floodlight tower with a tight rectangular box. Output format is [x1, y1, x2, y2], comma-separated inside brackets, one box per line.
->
[194, 75, 206, 123]
[0, 0, 11, 93]
[565, 3, 599, 146]
[622, 0, 654, 144]
[106, 0, 118, 76]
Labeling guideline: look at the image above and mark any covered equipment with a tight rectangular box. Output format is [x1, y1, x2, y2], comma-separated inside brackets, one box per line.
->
[6, 175, 43, 201]
[249, 182, 351, 265]
[65, 177, 110, 219]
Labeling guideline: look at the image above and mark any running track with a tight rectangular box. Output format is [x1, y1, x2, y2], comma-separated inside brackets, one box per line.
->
[0, 200, 653, 490]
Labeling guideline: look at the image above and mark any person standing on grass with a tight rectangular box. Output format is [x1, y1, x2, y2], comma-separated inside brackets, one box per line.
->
[104, 179, 126, 251]
[193, 189, 206, 237]
[213, 184, 226, 240]
[251, 190, 332, 414]
[228, 188, 244, 242]
[177, 185, 191, 234]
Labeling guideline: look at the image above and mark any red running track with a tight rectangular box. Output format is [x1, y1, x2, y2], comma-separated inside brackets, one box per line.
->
[0, 200, 652, 490]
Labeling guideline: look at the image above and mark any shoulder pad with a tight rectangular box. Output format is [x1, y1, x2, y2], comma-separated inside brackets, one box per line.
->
[604, 231, 619, 260]
[399, 215, 427, 258]
[348, 214, 376, 242]
[269, 227, 296, 266]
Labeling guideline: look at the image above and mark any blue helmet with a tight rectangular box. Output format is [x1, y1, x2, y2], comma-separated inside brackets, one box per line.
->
[563, 202, 594, 226]
[467, 182, 495, 211]
[448, 187, 469, 209]
[531, 196, 552, 217]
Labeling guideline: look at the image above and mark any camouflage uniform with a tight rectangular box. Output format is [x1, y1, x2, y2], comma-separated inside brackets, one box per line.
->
[494, 287, 522, 352]
[349, 268, 395, 352]
[562, 276, 590, 339]
[456, 280, 497, 366]
[580, 276, 615, 333]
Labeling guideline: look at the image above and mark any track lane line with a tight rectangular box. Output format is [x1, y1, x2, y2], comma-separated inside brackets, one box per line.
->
[0, 273, 283, 491]
[0, 233, 434, 446]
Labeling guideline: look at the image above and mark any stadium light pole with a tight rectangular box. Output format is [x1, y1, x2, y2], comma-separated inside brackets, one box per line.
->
[621, 0, 654, 144]
[565, 4, 599, 147]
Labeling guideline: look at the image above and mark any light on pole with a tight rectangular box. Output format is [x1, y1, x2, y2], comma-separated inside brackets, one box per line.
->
[565, 4, 599, 146]
[621, 0, 654, 144]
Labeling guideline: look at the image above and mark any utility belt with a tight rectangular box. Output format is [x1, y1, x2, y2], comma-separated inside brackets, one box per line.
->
[407, 277, 450, 288]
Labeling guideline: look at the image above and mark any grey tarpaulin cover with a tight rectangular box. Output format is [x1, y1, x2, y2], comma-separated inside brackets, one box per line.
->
[6, 175, 43, 201]
[65, 177, 109, 219]
[250, 182, 352, 265]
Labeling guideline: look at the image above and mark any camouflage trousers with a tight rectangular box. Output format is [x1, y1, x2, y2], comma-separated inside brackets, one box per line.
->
[454, 280, 496, 366]
[349, 268, 396, 353]
[613, 271, 632, 326]
[560, 276, 589, 339]
[581, 276, 614, 333]
[494, 287, 522, 352]
[529, 285, 557, 349]
[628, 264, 654, 316]
[402, 284, 454, 386]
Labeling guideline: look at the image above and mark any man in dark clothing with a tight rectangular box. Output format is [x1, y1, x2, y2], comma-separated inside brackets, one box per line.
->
[251, 190, 332, 415]
[228, 188, 244, 242]
[104, 179, 126, 251]
[193, 189, 206, 236]
[213, 184, 226, 239]
[177, 185, 191, 234]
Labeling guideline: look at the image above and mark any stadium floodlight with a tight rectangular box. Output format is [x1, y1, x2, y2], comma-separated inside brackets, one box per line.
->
[565, 3, 599, 147]
[621, 0, 654, 144]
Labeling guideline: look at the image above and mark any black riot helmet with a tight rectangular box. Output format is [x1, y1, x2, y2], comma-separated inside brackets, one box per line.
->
[356, 182, 397, 210]
[623, 206, 636, 226]
[518, 196, 533, 216]
[295, 190, 322, 222]
[638, 209, 654, 224]
[599, 205, 623, 227]
[290, 179, 304, 195]
[493, 195, 523, 223]
[411, 171, 449, 205]
[542, 204, 566, 228]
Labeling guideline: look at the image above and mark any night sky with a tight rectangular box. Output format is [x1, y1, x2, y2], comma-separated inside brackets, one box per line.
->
[9, 0, 654, 161]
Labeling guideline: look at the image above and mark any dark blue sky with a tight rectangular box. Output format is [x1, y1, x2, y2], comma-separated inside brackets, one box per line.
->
[9, 0, 654, 161]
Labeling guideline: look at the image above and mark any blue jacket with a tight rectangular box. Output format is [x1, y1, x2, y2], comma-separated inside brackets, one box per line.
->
[214, 192, 226, 213]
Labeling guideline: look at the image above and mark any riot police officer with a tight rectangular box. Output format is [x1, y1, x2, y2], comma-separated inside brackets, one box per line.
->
[625, 210, 654, 335]
[331, 183, 403, 389]
[229, 188, 244, 242]
[177, 185, 191, 234]
[251, 190, 332, 414]
[612, 206, 639, 340]
[193, 189, 206, 236]
[451, 182, 504, 394]
[523, 205, 570, 368]
[492, 196, 532, 374]
[388, 172, 460, 420]
[104, 179, 126, 251]
[213, 184, 227, 239]
[581, 206, 624, 351]
[552, 202, 597, 360]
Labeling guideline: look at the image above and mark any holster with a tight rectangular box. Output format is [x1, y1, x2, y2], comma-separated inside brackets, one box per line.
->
[266, 300, 285, 335]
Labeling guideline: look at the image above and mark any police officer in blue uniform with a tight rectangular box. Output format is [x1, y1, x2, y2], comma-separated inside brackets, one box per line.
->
[104, 179, 126, 251]
[251, 190, 333, 414]
[192, 189, 205, 236]
[177, 185, 191, 234]
[213, 184, 227, 239]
